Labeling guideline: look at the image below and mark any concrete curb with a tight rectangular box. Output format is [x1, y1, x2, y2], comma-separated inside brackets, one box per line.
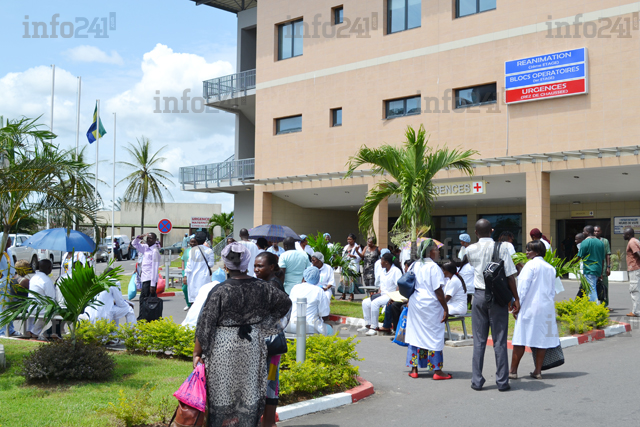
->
[157, 292, 176, 297]
[0, 344, 5, 370]
[328, 314, 366, 327]
[276, 376, 374, 421]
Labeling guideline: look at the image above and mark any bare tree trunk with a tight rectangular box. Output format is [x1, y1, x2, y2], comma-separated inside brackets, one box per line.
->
[0, 223, 9, 258]
[140, 198, 145, 234]
[410, 216, 418, 261]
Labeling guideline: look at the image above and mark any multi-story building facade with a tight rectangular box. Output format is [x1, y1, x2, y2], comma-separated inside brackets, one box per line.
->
[180, 0, 640, 268]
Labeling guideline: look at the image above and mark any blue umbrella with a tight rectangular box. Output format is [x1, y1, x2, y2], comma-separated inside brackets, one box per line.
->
[21, 228, 96, 253]
[248, 224, 301, 243]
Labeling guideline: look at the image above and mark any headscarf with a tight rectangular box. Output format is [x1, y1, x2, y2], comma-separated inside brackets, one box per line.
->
[221, 242, 251, 272]
[14, 259, 32, 276]
[380, 248, 391, 256]
[459, 233, 471, 243]
[212, 267, 226, 283]
[303, 266, 320, 285]
[312, 252, 324, 262]
[323, 233, 331, 239]
[529, 228, 550, 244]
[418, 238, 437, 260]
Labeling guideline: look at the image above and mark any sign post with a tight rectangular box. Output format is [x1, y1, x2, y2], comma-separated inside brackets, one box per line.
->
[158, 219, 173, 288]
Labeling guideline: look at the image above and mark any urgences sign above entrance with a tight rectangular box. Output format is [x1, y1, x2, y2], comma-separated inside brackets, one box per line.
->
[434, 181, 486, 197]
[505, 48, 588, 104]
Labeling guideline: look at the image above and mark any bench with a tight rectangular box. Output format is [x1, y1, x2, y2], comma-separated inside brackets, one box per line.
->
[445, 313, 471, 341]
[359, 286, 379, 297]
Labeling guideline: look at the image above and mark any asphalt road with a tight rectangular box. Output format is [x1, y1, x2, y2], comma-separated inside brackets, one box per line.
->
[279, 280, 640, 427]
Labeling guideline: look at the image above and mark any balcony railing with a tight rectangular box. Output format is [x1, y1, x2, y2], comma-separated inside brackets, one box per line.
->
[180, 156, 255, 189]
[203, 69, 256, 102]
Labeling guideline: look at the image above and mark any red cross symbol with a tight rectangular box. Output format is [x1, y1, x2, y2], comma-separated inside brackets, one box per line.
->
[473, 182, 484, 193]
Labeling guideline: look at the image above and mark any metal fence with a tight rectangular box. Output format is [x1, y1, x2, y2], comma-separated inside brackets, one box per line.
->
[179, 157, 255, 189]
[203, 69, 256, 101]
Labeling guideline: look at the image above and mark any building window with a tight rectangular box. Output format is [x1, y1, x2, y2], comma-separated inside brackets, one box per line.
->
[332, 108, 342, 126]
[432, 215, 468, 261]
[479, 213, 523, 252]
[278, 20, 303, 60]
[456, 0, 496, 18]
[455, 83, 497, 108]
[385, 96, 421, 118]
[334, 6, 344, 25]
[387, 0, 421, 34]
[276, 115, 302, 135]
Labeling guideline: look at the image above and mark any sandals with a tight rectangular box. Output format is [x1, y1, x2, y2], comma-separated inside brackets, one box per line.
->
[433, 373, 452, 380]
[339, 294, 346, 301]
[530, 372, 542, 379]
[509, 373, 518, 379]
[348, 294, 354, 302]
[626, 313, 638, 317]
[408, 372, 419, 378]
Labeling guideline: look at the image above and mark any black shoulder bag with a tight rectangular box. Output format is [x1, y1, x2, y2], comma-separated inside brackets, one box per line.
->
[482, 242, 513, 306]
[197, 246, 212, 276]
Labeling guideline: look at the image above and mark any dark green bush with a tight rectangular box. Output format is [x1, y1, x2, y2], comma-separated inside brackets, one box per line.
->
[21, 339, 115, 382]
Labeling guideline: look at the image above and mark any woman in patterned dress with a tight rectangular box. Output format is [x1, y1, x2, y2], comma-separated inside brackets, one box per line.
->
[356, 237, 380, 296]
[193, 243, 291, 427]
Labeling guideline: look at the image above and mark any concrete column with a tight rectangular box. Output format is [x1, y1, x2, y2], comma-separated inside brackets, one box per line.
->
[526, 170, 551, 237]
[253, 187, 272, 226]
[372, 195, 389, 250]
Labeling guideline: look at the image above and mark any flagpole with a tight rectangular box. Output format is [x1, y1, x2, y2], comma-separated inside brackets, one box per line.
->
[73, 77, 81, 230]
[111, 112, 116, 253]
[95, 100, 100, 202]
[47, 64, 55, 230]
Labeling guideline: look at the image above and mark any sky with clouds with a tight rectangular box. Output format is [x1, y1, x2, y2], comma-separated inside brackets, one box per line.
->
[0, 0, 239, 212]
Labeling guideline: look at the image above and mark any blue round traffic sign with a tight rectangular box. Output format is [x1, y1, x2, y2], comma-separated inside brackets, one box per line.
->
[158, 218, 172, 234]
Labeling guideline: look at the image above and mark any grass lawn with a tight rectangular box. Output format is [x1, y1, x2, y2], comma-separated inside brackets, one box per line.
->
[330, 300, 364, 318]
[0, 339, 192, 427]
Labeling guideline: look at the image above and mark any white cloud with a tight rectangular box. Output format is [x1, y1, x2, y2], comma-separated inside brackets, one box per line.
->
[64, 45, 124, 65]
[0, 44, 238, 212]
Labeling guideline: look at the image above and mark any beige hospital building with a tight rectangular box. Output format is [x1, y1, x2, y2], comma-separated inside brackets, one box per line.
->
[180, 0, 640, 269]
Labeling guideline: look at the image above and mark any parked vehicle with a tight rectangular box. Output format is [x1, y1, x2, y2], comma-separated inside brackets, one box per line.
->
[1, 233, 40, 271]
[95, 245, 109, 263]
[37, 248, 63, 265]
[103, 235, 131, 260]
[159, 241, 183, 255]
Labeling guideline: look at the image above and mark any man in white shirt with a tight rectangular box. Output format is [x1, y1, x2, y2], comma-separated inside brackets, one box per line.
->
[287, 266, 332, 336]
[295, 235, 314, 257]
[237, 228, 260, 277]
[267, 241, 285, 256]
[28, 259, 56, 338]
[185, 231, 216, 303]
[463, 219, 519, 392]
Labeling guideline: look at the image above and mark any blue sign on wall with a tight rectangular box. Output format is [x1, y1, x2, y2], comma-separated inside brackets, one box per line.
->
[505, 48, 586, 75]
[506, 63, 586, 89]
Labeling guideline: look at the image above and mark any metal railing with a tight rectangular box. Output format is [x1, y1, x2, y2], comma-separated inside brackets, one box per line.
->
[179, 157, 255, 189]
[203, 69, 256, 102]
[212, 231, 233, 263]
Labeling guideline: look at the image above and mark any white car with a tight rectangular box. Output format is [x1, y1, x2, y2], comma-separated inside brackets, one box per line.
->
[37, 248, 63, 265]
[103, 235, 131, 260]
[1, 233, 40, 271]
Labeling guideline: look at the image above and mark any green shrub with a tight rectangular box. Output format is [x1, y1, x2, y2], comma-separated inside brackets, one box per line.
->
[76, 319, 118, 344]
[555, 296, 609, 334]
[107, 383, 156, 427]
[115, 317, 195, 358]
[378, 307, 385, 324]
[21, 339, 115, 382]
[279, 335, 361, 402]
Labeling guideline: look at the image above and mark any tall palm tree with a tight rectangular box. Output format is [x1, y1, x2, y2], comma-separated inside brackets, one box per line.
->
[208, 211, 234, 237]
[0, 117, 100, 254]
[118, 137, 174, 233]
[345, 125, 477, 260]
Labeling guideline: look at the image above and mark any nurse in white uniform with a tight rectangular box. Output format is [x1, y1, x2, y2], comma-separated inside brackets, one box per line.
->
[510, 240, 560, 379]
[311, 252, 335, 300]
[359, 253, 402, 336]
[404, 239, 451, 380]
[441, 262, 468, 316]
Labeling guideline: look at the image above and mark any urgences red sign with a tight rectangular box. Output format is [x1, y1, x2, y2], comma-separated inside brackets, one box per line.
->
[505, 79, 586, 104]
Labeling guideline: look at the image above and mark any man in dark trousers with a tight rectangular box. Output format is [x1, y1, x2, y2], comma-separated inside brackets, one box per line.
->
[463, 219, 519, 392]
[132, 233, 160, 320]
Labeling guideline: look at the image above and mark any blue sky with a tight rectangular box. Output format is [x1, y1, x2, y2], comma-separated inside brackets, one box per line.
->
[0, 0, 240, 211]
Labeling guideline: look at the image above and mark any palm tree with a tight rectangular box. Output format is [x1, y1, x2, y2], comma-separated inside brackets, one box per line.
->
[0, 117, 101, 254]
[118, 137, 174, 233]
[208, 211, 234, 237]
[345, 125, 477, 260]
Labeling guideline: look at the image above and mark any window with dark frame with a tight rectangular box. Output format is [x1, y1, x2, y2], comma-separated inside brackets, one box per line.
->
[387, 0, 421, 34]
[456, 0, 496, 18]
[332, 108, 343, 126]
[454, 83, 497, 108]
[275, 115, 302, 135]
[385, 96, 421, 118]
[278, 20, 304, 60]
[334, 6, 344, 25]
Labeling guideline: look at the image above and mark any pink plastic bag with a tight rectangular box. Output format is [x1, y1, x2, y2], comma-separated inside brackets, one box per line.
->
[173, 363, 207, 412]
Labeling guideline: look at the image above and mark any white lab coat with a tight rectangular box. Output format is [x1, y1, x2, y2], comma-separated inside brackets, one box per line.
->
[458, 263, 475, 294]
[182, 281, 221, 328]
[317, 263, 335, 300]
[288, 283, 331, 334]
[512, 256, 560, 349]
[185, 245, 216, 303]
[405, 259, 446, 351]
[110, 280, 136, 325]
[28, 272, 56, 336]
[61, 252, 87, 279]
[295, 242, 314, 257]
[444, 276, 467, 316]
